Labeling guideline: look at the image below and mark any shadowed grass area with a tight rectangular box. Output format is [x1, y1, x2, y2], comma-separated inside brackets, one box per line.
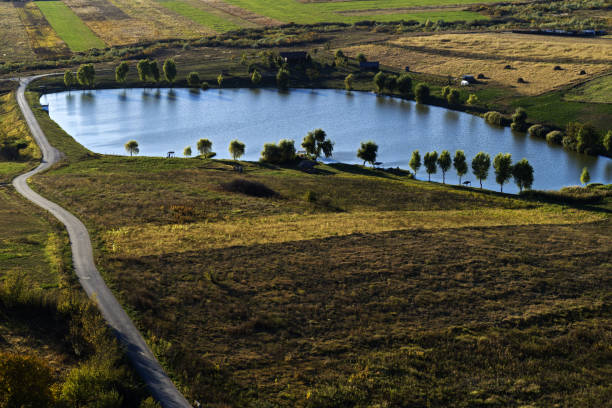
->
[159, 1, 243, 32]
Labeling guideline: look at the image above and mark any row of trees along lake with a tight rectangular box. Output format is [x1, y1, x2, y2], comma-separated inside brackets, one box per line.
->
[65, 57, 612, 160]
[124, 129, 539, 194]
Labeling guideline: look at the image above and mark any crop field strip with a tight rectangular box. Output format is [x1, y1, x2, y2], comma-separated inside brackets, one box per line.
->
[224, 0, 490, 24]
[34, 1, 106, 52]
[159, 0, 249, 32]
[13, 2, 70, 58]
[0, 3, 36, 62]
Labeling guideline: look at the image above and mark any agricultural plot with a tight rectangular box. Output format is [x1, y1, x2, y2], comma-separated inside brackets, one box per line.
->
[224, 0, 489, 24]
[0, 3, 36, 62]
[14, 2, 70, 58]
[159, 0, 246, 32]
[344, 33, 612, 95]
[564, 74, 612, 104]
[34, 1, 106, 52]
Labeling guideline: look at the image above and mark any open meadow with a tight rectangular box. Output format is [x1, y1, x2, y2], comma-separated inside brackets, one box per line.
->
[21, 92, 612, 406]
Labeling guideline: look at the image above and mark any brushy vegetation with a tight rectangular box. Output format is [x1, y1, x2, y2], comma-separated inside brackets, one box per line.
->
[221, 178, 278, 198]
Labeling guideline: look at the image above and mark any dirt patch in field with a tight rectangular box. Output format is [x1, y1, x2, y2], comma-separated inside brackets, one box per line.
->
[62, 0, 130, 21]
[200, 0, 283, 26]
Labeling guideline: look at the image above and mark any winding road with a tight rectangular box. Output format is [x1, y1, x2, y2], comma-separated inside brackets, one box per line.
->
[12, 76, 192, 408]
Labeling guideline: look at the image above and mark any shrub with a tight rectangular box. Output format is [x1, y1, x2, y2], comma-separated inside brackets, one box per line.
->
[415, 83, 430, 103]
[484, 111, 504, 126]
[221, 179, 278, 197]
[511, 107, 528, 132]
[187, 72, 200, 87]
[0, 353, 55, 408]
[545, 130, 563, 144]
[528, 124, 549, 138]
[466, 94, 479, 105]
[201, 81, 209, 90]
[447, 89, 460, 106]
[304, 190, 317, 203]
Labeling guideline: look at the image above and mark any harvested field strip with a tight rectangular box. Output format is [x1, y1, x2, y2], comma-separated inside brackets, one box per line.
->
[14, 2, 69, 58]
[159, 0, 243, 32]
[104, 207, 601, 256]
[564, 74, 612, 104]
[0, 3, 35, 61]
[224, 0, 487, 23]
[200, 0, 282, 26]
[107, 0, 212, 39]
[34, 1, 105, 52]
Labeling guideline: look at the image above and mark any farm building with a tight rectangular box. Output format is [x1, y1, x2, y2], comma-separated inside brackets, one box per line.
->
[360, 61, 380, 71]
[279, 51, 308, 64]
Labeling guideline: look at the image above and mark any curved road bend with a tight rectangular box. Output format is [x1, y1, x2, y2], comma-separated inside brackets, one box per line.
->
[12, 76, 192, 408]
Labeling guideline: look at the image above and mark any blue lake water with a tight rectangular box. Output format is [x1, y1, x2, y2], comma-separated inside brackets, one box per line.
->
[42, 88, 612, 193]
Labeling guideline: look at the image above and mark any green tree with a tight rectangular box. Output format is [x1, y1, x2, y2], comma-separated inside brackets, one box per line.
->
[187, 72, 200, 88]
[64, 69, 75, 92]
[302, 128, 333, 160]
[512, 158, 534, 192]
[261, 140, 295, 164]
[276, 68, 290, 89]
[344, 74, 354, 91]
[197, 138, 212, 156]
[115, 62, 129, 87]
[471, 151, 491, 188]
[466, 94, 479, 105]
[576, 123, 599, 154]
[229, 139, 246, 160]
[604, 130, 612, 153]
[437, 150, 452, 184]
[334, 49, 346, 66]
[163, 58, 177, 86]
[510, 107, 527, 132]
[124, 140, 139, 156]
[149, 60, 160, 86]
[77, 64, 95, 88]
[373, 71, 386, 94]
[0, 353, 55, 408]
[251, 69, 262, 85]
[357, 141, 378, 167]
[397, 74, 412, 96]
[447, 89, 460, 106]
[493, 152, 513, 192]
[423, 151, 438, 181]
[442, 85, 451, 98]
[409, 150, 421, 177]
[415, 83, 430, 103]
[580, 167, 590, 185]
[217, 73, 224, 88]
[183, 146, 192, 157]
[357, 53, 367, 63]
[453, 150, 468, 184]
[136, 59, 151, 84]
[385, 75, 398, 93]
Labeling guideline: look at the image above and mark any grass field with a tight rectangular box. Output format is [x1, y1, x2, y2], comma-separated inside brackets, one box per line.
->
[564, 73, 612, 104]
[0, 92, 41, 169]
[160, 0, 244, 32]
[34, 1, 106, 52]
[0, 3, 36, 62]
[24, 92, 612, 406]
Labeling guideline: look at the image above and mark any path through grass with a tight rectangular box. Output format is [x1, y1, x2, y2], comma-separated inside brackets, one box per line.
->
[35, 1, 105, 52]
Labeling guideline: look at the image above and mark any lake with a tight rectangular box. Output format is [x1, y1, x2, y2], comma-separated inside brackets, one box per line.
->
[42, 88, 612, 193]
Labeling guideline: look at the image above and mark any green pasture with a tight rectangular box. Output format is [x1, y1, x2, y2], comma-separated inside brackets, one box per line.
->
[225, 0, 490, 24]
[564, 74, 612, 104]
[159, 1, 243, 32]
[34, 1, 105, 52]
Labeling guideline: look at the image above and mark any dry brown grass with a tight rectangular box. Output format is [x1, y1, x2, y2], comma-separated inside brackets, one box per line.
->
[345, 33, 612, 95]
[103, 207, 602, 257]
[0, 3, 36, 62]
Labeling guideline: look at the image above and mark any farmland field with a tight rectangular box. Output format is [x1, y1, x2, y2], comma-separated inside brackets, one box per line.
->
[343, 33, 612, 95]
[34, 1, 106, 52]
[564, 74, 612, 104]
[159, 0, 245, 32]
[13, 2, 70, 58]
[0, 3, 36, 62]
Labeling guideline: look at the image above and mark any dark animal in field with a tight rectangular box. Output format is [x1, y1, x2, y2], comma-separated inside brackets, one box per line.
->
[463, 181, 471, 186]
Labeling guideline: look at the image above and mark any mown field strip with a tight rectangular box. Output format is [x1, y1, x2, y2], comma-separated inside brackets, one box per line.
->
[160, 0, 243, 31]
[104, 207, 602, 257]
[225, 0, 488, 23]
[0, 3, 35, 61]
[34, 1, 106, 52]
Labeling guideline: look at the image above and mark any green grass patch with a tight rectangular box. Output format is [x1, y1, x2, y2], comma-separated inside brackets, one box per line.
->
[564, 74, 612, 104]
[34, 1, 105, 52]
[225, 0, 489, 24]
[159, 1, 242, 32]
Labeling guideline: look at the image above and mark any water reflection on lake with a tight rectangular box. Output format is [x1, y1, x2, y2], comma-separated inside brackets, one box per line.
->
[43, 88, 611, 193]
